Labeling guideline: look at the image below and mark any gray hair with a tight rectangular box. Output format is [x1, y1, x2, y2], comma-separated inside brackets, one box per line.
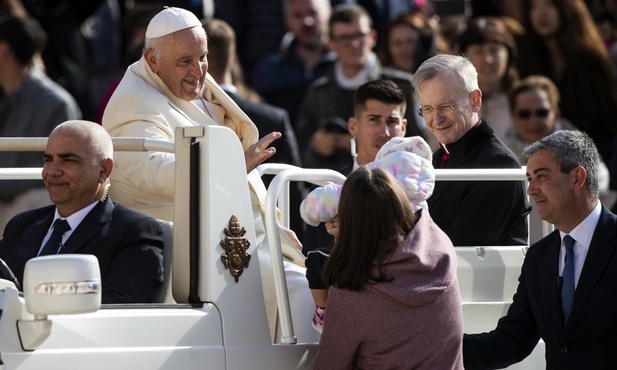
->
[411, 54, 479, 94]
[523, 130, 600, 198]
[144, 35, 171, 59]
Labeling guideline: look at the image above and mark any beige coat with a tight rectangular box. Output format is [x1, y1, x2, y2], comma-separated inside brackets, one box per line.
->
[102, 56, 309, 340]
[103, 56, 258, 213]
[102, 56, 304, 261]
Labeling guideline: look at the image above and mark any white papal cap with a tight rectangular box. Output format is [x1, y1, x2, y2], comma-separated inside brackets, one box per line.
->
[145, 6, 202, 39]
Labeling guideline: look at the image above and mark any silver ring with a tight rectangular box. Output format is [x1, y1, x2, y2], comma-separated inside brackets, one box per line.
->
[254, 147, 261, 154]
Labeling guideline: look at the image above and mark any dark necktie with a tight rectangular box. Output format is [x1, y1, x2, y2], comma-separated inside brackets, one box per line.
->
[39, 219, 71, 256]
[440, 151, 450, 168]
[561, 235, 575, 322]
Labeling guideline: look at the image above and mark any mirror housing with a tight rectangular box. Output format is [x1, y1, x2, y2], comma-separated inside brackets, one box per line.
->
[24, 254, 101, 317]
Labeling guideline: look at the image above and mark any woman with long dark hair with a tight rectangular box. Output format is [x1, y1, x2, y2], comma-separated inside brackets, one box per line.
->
[517, 0, 617, 163]
[379, 13, 435, 74]
[458, 16, 520, 141]
[314, 167, 463, 369]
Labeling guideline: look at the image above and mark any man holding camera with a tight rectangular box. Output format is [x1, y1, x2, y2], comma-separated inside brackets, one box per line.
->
[296, 3, 425, 170]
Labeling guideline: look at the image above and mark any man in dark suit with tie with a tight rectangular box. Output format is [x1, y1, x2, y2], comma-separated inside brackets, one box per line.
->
[0, 120, 164, 304]
[412, 54, 530, 246]
[463, 130, 617, 369]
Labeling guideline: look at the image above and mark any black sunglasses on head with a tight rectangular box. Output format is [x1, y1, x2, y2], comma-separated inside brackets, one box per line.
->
[516, 108, 550, 119]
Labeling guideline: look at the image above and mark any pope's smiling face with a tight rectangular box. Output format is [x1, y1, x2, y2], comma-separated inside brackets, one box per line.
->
[146, 26, 209, 101]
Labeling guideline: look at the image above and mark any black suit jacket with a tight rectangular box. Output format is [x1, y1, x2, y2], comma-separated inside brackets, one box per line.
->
[0, 196, 164, 304]
[428, 120, 530, 245]
[226, 91, 301, 167]
[463, 205, 617, 369]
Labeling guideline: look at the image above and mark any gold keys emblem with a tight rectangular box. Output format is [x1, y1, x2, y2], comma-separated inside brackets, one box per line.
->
[220, 215, 251, 282]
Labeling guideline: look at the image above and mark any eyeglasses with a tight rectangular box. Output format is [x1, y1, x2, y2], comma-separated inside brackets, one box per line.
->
[330, 32, 369, 45]
[417, 94, 469, 119]
[516, 108, 550, 119]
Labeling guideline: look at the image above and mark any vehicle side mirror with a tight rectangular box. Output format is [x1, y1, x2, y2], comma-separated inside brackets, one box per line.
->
[24, 255, 101, 318]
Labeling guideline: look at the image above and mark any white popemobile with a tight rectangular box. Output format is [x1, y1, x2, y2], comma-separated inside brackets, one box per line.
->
[0, 125, 544, 369]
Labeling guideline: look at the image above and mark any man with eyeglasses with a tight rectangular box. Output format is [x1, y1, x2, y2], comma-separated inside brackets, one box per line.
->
[296, 3, 428, 171]
[411, 54, 530, 246]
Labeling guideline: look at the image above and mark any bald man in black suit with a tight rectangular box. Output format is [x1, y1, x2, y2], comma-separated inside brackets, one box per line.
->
[0, 121, 164, 304]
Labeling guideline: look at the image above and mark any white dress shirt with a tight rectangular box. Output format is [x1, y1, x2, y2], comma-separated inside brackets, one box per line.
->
[38, 200, 99, 255]
[558, 201, 602, 287]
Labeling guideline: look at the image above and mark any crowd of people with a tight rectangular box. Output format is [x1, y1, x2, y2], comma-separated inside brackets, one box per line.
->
[2, 0, 617, 237]
[1, 0, 617, 368]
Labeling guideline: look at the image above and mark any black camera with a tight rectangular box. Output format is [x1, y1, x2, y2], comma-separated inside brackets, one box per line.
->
[320, 117, 349, 134]
[433, 0, 471, 17]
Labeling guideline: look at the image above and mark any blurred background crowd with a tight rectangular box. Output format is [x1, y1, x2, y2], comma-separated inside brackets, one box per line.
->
[2, 0, 617, 242]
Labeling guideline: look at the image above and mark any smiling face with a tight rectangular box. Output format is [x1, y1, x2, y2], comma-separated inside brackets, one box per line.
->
[417, 74, 480, 144]
[511, 87, 556, 143]
[526, 148, 579, 230]
[42, 126, 112, 217]
[348, 99, 407, 165]
[145, 27, 209, 101]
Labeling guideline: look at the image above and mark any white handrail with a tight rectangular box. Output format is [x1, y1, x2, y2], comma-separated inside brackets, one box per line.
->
[0, 137, 174, 153]
[435, 168, 527, 181]
[2, 161, 528, 182]
[0, 138, 174, 181]
[256, 163, 302, 228]
[0, 168, 42, 180]
[264, 168, 346, 344]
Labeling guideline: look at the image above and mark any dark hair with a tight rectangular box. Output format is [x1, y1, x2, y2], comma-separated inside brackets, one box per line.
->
[518, 0, 617, 146]
[458, 16, 519, 92]
[508, 74, 559, 112]
[379, 13, 428, 72]
[354, 79, 407, 116]
[0, 15, 46, 66]
[323, 167, 417, 291]
[202, 19, 235, 82]
[329, 3, 371, 37]
[522, 0, 607, 57]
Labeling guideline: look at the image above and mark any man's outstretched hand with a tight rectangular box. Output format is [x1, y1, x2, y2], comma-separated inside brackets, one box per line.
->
[245, 131, 280, 173]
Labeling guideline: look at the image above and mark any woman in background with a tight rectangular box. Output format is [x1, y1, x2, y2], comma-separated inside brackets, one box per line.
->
[457, 16, 520, 141]
[314, 167, 463, 370]
[379, 13, 435, 74]
[517, 0, 617, 164]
